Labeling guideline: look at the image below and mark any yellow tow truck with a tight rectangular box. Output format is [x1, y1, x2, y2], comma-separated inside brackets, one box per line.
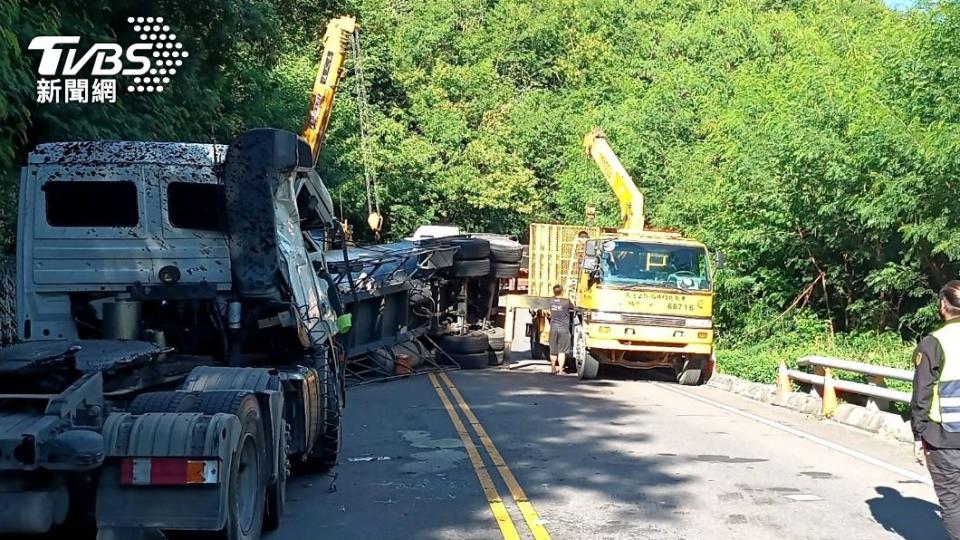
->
[507, 129, 723, 384]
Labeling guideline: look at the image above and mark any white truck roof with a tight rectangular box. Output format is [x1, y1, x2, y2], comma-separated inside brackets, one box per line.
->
[410, 225, 461, 240]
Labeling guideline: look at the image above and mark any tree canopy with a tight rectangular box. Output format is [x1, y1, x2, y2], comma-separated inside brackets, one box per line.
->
[2, 0, 958, 340]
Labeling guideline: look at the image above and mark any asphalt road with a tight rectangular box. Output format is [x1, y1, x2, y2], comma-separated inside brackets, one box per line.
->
[270, 357, 945, 539]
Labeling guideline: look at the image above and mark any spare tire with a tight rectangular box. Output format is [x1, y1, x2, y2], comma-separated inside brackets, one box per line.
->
[447, 351, 489, 370]
[438, 331, 489, 354]
[492, 262, 521, 279]
[452, 258, 491, 278]
[449, 238, 490, 260]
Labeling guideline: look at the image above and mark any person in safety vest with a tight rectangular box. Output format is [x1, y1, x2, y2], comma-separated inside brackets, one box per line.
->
[913, 280, 960, 539]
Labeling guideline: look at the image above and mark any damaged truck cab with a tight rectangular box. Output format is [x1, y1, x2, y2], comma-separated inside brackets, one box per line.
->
[1, 128, 344, 539]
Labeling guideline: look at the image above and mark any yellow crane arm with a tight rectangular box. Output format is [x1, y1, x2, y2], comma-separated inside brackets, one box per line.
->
[583, 128, 645, 232]
[301, 15, 358, 166]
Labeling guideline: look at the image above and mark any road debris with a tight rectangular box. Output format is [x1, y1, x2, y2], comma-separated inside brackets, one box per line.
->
[347, 456, 393, 462]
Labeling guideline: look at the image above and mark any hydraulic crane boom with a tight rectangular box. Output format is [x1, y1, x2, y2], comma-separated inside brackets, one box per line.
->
[583, 128, 645, 232]
[302, 15, 358, 166]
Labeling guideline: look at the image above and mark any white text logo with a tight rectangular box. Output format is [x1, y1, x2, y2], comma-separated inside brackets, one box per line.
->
[29, 16, 189, 103]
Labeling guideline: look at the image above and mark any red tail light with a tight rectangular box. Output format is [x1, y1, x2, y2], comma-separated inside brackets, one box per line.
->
[120, 458, 221, 485]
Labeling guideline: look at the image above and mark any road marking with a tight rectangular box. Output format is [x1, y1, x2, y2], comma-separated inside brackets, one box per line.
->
[657, 382, 933, 486]
[439, 372, 552, 540]
[428, 373, 521, 540]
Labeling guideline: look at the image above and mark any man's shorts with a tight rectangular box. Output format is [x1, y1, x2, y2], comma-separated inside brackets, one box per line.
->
[549, 329, 571, 355]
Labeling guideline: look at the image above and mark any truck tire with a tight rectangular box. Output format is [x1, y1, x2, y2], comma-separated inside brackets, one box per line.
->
[574, 324, 599, 380]
[472, 235, 523, 263]
[438, 332, 489, 354]
[491, 245, 523, 264]
[677, 359, 704, 386]
[452, 259, 490, 277]
[492, 262, 521, 278]
[127, 391, 200, 414]
[182, 366, 281, 392]
[302, 371, 342, 471]
[449, 238, 490, 260]
[448, 351, 488, 370]
[577, 352, 600, 380]
[203, 393, 267, 540]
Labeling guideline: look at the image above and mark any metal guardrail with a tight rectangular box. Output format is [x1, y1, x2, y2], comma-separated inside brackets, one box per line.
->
[779, 355, 913, 416]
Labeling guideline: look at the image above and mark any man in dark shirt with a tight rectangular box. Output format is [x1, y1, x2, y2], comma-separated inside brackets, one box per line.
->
[913, 280, 960, 539]
[548, 284, 573, 376]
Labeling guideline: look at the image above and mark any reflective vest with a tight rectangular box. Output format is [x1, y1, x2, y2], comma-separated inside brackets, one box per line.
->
[929, 322, 960, 431]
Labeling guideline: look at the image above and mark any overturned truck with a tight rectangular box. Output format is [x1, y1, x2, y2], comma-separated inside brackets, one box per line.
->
[1, 129, 364, 539]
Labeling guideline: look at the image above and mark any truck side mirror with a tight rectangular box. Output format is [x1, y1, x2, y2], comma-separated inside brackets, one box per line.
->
[715, 250, 726, 270]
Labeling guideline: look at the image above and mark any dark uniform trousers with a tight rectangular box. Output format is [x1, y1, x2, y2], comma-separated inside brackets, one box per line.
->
[928, 447, 960, 540]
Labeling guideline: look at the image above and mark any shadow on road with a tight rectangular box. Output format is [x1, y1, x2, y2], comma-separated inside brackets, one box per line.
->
[450, 363, 696, 535]
[867, 486, 946, 540]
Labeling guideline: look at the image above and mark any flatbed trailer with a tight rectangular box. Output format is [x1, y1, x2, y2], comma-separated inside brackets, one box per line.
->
[325, 239, 460, 382]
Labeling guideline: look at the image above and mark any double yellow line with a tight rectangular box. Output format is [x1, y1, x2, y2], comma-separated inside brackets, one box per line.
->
[428, 372, 551, 540]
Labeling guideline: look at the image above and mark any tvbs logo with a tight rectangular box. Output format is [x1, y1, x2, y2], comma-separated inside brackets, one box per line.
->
[28, 16, 189, 104]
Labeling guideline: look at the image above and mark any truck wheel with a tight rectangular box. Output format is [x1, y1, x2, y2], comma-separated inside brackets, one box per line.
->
[471, 234, 523, 263]
[127, 391, 200, 414]
[574, 324, 599, 380]
[577, 352, 600, 380]
[452, 259, 491, 277]
[208, 393, 267, 540]
[313, 371, 343, 470]
[677, 359, 704, 386]
[182, 366, 280, 392]
[449, 238, 490, 260]
[492, 262, 521, 278]
[438, 332, 489, 354]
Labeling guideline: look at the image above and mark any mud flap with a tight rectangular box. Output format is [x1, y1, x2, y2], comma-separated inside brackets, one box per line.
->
[96, 412, 241, 531]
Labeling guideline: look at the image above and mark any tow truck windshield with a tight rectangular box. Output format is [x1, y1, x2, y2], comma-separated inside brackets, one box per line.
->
[599, 241, 711, 291]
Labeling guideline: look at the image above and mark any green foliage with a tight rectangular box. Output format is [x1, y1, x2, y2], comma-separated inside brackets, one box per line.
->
[2, 0, 959, 348]
[717, 310, 914, 386]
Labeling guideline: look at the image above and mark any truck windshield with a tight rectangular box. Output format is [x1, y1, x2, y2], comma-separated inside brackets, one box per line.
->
[599, 241, 711, 291]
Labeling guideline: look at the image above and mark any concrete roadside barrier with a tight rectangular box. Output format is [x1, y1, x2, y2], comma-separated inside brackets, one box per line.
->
[707, 372, 914, 443]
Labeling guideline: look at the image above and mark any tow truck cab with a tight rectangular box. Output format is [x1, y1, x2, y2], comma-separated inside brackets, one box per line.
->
[572, 234, 717, 383]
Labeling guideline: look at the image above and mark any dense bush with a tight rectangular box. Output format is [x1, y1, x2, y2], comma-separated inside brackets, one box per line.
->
[717, 311, 914, 393]
[3, 0, 959, 347]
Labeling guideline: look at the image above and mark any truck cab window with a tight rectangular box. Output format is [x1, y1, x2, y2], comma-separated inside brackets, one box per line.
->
[168, 182, 226, 231]
[44, 181, 138, 227]
[600, 241, 711, 291]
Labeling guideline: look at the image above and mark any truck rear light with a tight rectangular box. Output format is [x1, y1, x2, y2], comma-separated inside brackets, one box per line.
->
[120, 458, 220, 485]
[697, 331, 708, 339]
